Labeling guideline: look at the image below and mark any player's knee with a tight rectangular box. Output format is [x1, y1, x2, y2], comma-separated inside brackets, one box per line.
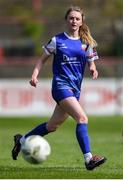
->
[76, 115, 88, 124]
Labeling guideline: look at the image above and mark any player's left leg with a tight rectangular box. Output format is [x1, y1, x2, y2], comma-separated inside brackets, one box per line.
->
[59, 97, 107, 170]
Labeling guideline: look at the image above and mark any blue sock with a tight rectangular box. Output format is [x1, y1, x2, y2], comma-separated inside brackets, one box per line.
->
[76, 123, 91, 154]
[25, 122, 49, 138]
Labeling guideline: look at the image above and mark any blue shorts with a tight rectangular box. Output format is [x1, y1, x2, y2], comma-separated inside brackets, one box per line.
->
[52, 88, 80, 103]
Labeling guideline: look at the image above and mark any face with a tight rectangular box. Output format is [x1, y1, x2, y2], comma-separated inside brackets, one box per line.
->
[66, 10, 82, 33]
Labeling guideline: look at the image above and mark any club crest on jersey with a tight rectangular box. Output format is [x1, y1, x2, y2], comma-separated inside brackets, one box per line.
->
[81, 44, 88, 51]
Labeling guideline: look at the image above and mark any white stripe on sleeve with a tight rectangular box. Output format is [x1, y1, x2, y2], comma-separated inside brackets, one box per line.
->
[42, 36, 56, 55]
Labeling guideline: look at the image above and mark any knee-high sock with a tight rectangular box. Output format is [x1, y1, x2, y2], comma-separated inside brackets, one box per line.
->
[76, 123, 91, 154]
[25, 122, 49, 138]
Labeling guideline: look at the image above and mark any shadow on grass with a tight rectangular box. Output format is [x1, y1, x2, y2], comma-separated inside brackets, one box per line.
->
[0, 165, 85, 179]
[1, 165, 123, 179]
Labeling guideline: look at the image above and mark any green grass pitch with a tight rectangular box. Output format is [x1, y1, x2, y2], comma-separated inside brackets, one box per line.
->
[0, 116, 123, 179]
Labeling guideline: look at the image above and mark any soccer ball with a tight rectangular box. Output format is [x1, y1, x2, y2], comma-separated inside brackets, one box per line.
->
[21, 135, 51, 164]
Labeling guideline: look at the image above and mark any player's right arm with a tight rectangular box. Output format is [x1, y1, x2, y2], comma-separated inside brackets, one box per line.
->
[30, 52, 50, 87]
[30, 36, 56, 87]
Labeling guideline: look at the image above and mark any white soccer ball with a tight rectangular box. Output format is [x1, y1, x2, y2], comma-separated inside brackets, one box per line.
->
[21, 135, 51, 164]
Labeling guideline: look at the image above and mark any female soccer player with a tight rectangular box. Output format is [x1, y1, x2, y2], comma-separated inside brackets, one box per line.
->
[12, 6, 107, 170]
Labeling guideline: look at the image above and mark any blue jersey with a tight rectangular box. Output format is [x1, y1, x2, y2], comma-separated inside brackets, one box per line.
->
[43, 32, 98, 92]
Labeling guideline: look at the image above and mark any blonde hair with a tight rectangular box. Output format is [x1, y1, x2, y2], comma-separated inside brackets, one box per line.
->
[65, 6, 97, 47]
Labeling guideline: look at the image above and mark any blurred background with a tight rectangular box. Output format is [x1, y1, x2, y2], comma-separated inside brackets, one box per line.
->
[0, 0, 123, 116]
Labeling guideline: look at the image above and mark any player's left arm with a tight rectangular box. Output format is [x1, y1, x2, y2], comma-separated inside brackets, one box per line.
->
[88, 61, 98, 80]
[86, 45, 99, 80]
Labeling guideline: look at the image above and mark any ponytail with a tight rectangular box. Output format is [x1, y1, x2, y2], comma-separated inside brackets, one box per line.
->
[79, 23, 97, 47]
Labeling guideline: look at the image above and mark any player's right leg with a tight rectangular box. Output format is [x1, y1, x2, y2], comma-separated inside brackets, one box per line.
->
[12, 104, 68, 160]
[46, 104, 69, 132]
[24, 104, 68, 138]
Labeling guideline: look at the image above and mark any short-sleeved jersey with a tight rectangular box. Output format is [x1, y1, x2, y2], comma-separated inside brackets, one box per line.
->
[43, 32, 98, 92]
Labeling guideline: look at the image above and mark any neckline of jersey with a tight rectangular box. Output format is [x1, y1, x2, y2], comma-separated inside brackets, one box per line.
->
[64, 32, 80, 40]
